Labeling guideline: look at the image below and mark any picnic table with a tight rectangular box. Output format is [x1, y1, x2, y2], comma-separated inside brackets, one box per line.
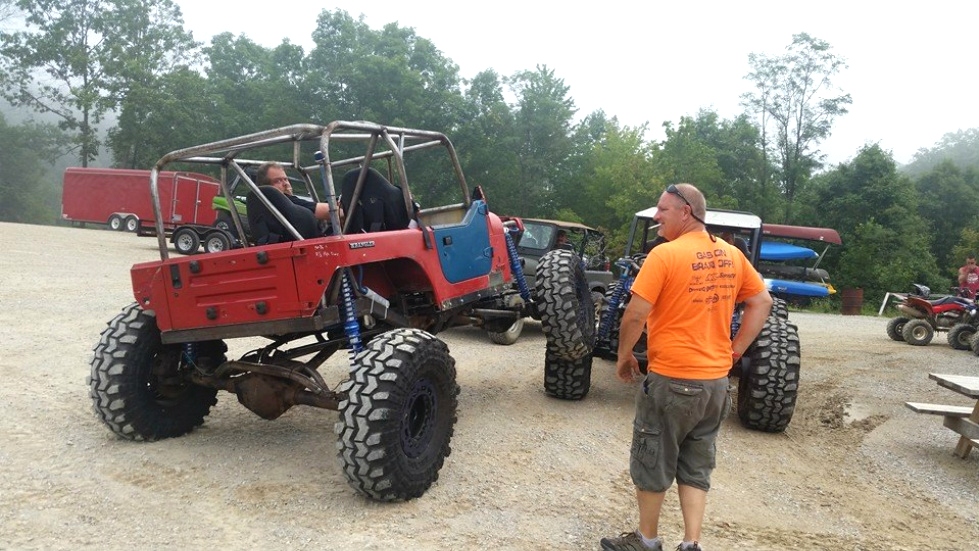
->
[906, 373, 979, 459]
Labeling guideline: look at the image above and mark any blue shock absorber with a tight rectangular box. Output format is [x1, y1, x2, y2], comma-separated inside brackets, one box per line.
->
[597, 259, 635, 342]
[340, 271, 363, 358]
[505, 229, 531, 302]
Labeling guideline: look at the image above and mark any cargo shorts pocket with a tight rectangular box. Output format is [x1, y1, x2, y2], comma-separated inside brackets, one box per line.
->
[630, 422, 661, 478]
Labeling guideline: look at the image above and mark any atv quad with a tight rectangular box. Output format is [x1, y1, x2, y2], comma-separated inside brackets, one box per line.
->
[591, 207, 800, 433]
[88, 122, 594, 501]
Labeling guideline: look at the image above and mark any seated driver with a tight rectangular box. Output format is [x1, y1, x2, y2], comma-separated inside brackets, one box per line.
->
[256, 162, 338, 221]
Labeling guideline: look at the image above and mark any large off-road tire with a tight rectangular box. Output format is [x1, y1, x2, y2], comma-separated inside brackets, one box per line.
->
[89, 303, 222, 441]
[886, 317, 909, 342]
[487, 317, 524, 345]
[901, 318, 934, 346]
[736, 315, 800, 433]
[536, 249, 595, 361]
[336, 328, 459, 502]
[772, 297, 789, 320]
[946, 323, 975, 350]
[543, 347, 592, 400]
[173, 227, 200, 255]
[598, 282, 648, 371]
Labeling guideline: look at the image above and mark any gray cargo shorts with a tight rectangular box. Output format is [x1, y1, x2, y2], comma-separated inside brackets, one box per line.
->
[629, 371, 731, 493]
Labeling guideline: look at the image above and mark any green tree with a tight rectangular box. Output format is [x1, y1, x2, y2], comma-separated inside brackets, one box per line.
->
[742, 33, 851, 221]
[913, 160, 979, 272]
[0, 0, 196, 166]
[508, 65, 576, 217]
[903, 128, 979, 177]
[802, 145, 940, 302]
[0, 113, 67, 222]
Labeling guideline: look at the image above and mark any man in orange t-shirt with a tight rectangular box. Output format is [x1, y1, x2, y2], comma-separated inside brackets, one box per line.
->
[601, 184, 772, 551]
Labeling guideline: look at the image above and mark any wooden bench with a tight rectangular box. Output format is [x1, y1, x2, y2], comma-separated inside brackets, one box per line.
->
[905, 401, 979, 457]
[905, 402, 974, 416]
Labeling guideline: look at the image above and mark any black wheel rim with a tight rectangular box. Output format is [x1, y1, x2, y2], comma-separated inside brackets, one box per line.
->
[400, 378, 437, 459]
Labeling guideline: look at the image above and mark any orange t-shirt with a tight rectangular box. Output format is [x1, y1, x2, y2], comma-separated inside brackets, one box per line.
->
[630, 231, 767, 380]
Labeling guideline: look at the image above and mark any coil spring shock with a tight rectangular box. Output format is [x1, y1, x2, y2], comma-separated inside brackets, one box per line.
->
[505, 229, 531, 302]
[340, 271, 363, 359]
[597, 258, 636, 342]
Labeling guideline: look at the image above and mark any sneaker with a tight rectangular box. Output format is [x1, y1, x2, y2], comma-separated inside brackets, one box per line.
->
[675, 542, 702, 551]
[600, 531, 663, 551]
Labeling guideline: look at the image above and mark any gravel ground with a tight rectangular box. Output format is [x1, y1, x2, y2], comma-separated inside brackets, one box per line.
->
[1, 221, 977, 550]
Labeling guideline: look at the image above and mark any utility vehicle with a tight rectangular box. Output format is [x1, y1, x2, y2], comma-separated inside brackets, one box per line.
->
[591, 207, 801, 433]
[88, 122, 594, 501]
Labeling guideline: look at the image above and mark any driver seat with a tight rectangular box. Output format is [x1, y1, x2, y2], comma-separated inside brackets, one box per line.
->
[340, 167, 411, 233]
[246, 186, 319, 245]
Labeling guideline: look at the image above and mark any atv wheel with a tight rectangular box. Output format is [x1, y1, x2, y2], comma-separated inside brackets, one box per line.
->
[970, 331, 979, 356]
[543, 347, 592, 400]
[901, 318, 934, 346]
[214, 211, 238, 238]
[947, 323, 975, 350]
[89, 303, 221, 441]
[598, 282, 648, 371]
[536, 249, 595, 361]
[886, 317, 909, 342]
[487, 317, 524, 345]
[736, 315, 799, 433]
[336, 328, 459, 502]
[173, 227, 200, 255]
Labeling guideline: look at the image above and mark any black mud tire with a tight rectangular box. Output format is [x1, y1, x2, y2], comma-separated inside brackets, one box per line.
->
[736, 315, 800, 433]
[173, 227, 200, 255]
[336, 328, 459, 502]
[886, 317, 908, 342]
[536, 249, 595, 361]
[901, 318, 934, 346]
[203, 230, 231, 254]
[543, 347, 592, 400]
[946, 323, 975, 350]
[487, 317, 524, 345]
[598, 282, 648, 371]
[772, 297, 789, 320]
[89, 303, 221, 441]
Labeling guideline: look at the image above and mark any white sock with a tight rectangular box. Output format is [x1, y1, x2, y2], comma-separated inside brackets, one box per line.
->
[638, 531, 661, 548]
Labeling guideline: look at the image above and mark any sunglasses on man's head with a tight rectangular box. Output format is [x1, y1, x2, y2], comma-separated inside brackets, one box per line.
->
[665, 184, 710, 230]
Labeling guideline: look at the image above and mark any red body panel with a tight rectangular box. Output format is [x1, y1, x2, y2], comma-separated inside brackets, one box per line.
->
[132, 214, 513, 334]
[62, 167, 220, 231]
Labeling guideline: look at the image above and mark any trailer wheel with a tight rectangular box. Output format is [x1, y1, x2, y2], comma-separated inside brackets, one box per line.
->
[89, 303, 222, 441]
[173, 227, 200, 255]
[336, 328, 459, 502]
[108, 214, 124, 231]
[124, 216, 139, 233]
[204, 230, 231, 253]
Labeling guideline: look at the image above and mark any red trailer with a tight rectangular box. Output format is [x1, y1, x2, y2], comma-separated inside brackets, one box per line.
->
[61, 167, 221, 234]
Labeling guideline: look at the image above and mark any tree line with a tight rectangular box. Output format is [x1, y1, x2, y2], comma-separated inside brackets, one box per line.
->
[2, 1, 978, 308]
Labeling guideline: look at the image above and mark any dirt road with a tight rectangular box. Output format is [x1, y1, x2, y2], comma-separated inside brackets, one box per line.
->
[1, 221, 976, 550]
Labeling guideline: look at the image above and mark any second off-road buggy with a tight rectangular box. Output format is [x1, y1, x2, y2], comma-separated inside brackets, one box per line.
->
[586, 207, 801, 433]
[88, 122, 595, 502]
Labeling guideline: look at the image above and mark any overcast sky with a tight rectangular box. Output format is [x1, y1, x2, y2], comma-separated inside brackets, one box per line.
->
[175, 1, 978, 167]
